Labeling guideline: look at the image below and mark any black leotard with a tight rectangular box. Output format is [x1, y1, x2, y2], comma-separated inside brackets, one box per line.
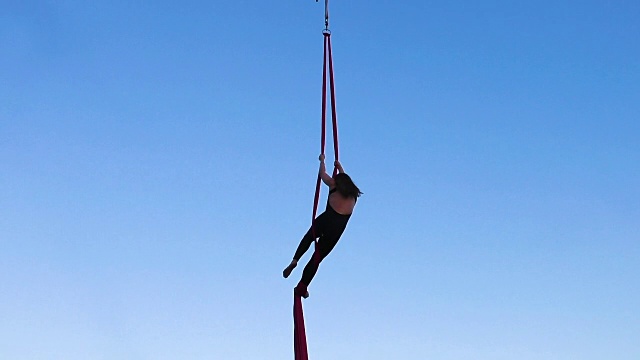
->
[292, 199, 352, 286]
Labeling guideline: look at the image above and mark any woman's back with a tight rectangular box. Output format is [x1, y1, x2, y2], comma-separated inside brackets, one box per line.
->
[328, 190, 356, 215]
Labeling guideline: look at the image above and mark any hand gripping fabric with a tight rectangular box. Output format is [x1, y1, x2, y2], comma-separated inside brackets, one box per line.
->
[293, 29, 340, 360]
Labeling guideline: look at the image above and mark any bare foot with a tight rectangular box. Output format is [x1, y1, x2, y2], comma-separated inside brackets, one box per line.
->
[303, 290, 309, 299]
[282, 260, 297, 278]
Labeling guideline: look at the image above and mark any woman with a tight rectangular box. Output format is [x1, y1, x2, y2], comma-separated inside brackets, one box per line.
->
[283, 154, 362, 298]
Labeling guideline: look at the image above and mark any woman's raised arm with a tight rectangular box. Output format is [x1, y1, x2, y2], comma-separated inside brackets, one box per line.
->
[318, 154, 335, 187]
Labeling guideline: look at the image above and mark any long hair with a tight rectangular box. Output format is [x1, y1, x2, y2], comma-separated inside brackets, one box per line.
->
[333, 173, 362, 199]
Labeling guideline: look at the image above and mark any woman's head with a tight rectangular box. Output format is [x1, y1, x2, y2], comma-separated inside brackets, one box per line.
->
[333, 173, 362, 199]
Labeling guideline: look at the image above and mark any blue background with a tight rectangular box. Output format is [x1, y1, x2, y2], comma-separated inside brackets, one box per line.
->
[1, 1, 638, 359]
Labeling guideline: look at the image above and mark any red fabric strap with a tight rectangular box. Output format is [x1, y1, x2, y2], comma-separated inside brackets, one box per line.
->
[327, 35, 340, 177]
[294, 30, 340, 360]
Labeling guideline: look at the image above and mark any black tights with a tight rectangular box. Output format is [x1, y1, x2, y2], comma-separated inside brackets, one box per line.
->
[293, 207, 350, 286]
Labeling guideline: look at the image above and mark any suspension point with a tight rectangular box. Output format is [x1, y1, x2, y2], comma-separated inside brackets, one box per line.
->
[322, 29, 331, 36]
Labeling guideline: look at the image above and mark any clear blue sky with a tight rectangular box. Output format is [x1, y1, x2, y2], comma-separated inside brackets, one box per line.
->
[1, 1, 639, 359]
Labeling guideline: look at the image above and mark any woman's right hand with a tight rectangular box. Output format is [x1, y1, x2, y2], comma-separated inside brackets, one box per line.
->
[319, 154, 325, 162]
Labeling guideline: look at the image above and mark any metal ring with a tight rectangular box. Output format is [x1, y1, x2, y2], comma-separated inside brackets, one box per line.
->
[322, 28, 331, 35]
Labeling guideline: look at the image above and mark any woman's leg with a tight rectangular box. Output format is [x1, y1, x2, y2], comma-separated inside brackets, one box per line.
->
[292, 227, 316, 261]
[283, 212, 327, 278]
[299, 233, 340, 286]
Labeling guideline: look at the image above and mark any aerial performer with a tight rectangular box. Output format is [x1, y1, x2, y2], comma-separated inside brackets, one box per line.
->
[283, 155, 362, 298]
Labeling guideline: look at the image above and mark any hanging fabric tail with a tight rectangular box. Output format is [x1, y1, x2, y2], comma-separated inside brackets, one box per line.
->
[293, 283, 309, 360]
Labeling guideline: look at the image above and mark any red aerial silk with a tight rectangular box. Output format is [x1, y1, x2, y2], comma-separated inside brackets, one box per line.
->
[293, 26, 340, 360]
